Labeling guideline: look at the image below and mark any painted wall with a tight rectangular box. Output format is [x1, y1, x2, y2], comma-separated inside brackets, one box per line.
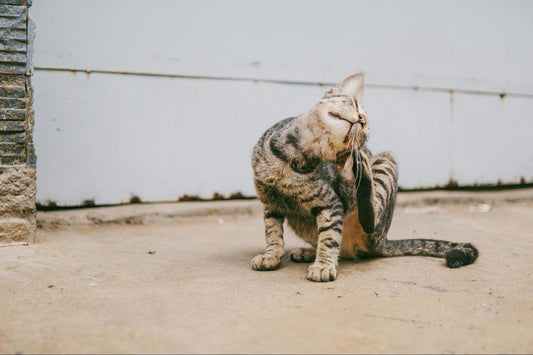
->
[31, 0, 533, 206]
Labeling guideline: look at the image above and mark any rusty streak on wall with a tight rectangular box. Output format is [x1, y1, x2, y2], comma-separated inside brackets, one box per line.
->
[0, 0, 36, 243]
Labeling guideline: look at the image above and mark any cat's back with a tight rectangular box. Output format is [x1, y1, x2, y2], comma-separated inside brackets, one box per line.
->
[252, 117, 295, 158]
[251, 117, 296, 180]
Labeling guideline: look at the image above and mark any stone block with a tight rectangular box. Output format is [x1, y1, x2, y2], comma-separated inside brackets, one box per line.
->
[0, 0, 35, 243]
[0, 217, 34, 242]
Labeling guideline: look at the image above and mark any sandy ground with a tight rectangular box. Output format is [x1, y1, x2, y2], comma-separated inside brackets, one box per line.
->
[1, 192, 532, 354]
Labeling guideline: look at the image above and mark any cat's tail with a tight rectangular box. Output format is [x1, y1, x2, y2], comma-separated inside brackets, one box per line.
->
[374, 239, 479, 268]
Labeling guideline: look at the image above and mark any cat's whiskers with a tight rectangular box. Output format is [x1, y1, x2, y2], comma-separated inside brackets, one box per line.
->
[351, 97, 357, 112]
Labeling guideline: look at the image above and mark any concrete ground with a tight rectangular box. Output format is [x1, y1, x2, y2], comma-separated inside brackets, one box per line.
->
[1, 189, 533, 354]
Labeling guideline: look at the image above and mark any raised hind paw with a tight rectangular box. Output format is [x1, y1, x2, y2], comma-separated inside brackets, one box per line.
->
[290, 248, 316, 263]
[251, 254, 282, 271]
[445, 243, 479, 268]
[307, 263, 337, 282]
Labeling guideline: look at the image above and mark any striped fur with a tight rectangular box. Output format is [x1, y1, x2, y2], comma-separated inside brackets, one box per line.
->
[251, 74, 479, 282]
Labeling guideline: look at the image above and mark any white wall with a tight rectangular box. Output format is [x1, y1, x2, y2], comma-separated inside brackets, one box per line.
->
[31, 0, 533, 206]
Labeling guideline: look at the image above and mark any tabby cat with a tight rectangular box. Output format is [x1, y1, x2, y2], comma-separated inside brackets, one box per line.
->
[251, 73, 478, 282]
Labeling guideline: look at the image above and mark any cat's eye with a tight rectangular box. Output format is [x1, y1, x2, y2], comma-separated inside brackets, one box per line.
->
[328, 112, 343, 120]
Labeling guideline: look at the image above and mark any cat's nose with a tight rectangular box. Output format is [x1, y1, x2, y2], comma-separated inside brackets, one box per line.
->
[358, 114, 366, 126]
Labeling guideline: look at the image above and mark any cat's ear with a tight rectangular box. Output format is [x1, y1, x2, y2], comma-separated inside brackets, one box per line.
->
[324, 73, 364, 102]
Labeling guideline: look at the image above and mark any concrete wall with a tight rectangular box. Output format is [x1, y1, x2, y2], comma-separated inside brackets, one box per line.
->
[31, 0, 533, 206]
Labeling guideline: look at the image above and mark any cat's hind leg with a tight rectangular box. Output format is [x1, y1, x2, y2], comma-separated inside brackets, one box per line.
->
[355, 151, 397, 236]
[356, 151, 479, 267]
[251, 208, 285, 271]
[290, 248, 316, 263]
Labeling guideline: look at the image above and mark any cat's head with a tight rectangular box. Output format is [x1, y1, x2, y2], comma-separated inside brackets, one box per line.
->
[307, 74, 369, 166]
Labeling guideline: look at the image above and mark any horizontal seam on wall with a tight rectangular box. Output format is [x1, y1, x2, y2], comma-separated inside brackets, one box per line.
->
[34, 67, 533, 98]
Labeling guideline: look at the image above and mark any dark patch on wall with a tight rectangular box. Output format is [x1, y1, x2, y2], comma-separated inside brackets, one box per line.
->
[129, 195, 142, 204]
[178, 194, 201, 202]
[399, 181, 533, 193]
[229, 192, 245, 199]
[81, 199, 96, 207]
[445, 179, 459, 189]
[212, 192, 224, 200]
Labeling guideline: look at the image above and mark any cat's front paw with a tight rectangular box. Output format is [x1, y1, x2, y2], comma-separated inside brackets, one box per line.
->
[251, 254, 282, 271]
[307, 263, 337, 282]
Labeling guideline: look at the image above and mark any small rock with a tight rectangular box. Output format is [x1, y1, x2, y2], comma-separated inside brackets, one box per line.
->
[469, 204, 492, 213]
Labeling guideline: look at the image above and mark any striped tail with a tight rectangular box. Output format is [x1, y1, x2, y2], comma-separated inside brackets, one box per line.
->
[377, 239, 479, 268]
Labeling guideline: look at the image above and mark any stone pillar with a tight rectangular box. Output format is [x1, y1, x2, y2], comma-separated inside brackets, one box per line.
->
[0, 0, 36, 243]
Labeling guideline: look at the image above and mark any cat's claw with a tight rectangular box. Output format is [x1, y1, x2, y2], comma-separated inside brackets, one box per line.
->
[307, 264, 337, 282]
[251, 254, 282, 271]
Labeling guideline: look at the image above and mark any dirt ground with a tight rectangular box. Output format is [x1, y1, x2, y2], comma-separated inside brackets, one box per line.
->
[1, 192, 532, 354]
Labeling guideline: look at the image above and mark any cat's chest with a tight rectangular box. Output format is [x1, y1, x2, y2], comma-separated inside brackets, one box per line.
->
[257, 173, 319, 214]
[268, 187, 309, 217]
